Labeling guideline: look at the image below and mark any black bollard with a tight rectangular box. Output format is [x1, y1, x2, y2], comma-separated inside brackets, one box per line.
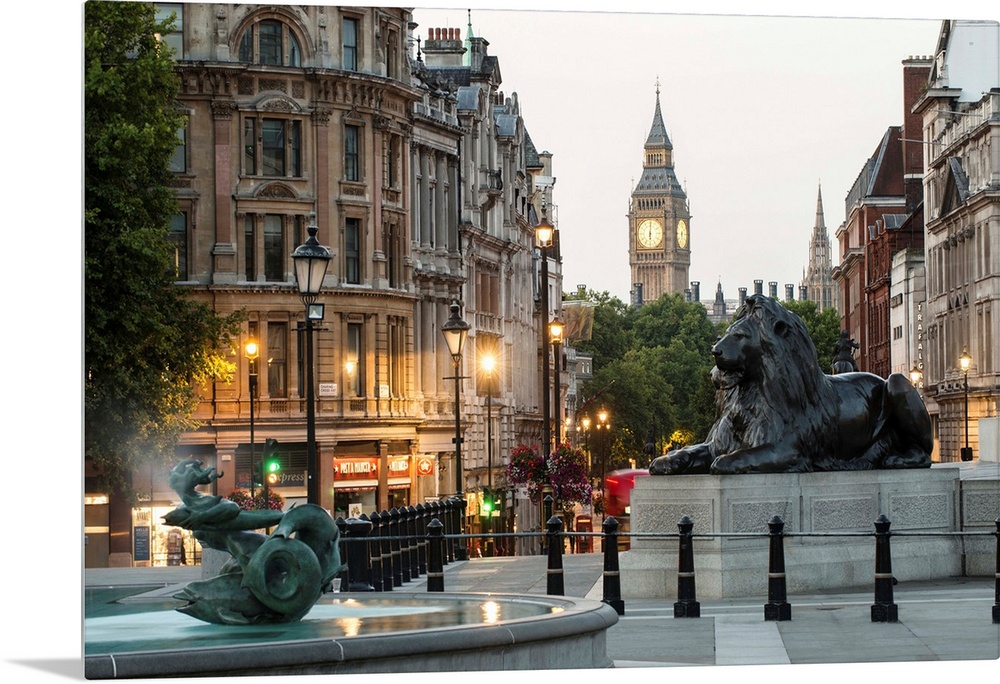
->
[674, 515, 701, 618]
[343, 517, 375, 591]
[427, 518, 445, 592]
[378, 509, 394, 592]
[407, 505, 421, 579]
[442, 500, 455, 564]
[366, 512, 383, 592]
[871, 514, 898, 622]
[602, 516, 625, 615]
[546, 516, 565, 595]
[993, 518, 999, 624]
[415, 503, 428, 575]
[763, 515, 791, 621]
[389, 507, 404, 586]
[455, 497, 469, 561]
[334, 517, 349, 592]
[397, 507, 412, 584]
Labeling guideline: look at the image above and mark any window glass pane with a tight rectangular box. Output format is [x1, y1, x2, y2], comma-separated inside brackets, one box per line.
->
[348, 323, 363, 396]
[264, 214, 283, 282]
[290, 120, 301, 177]
[288, 32, 301, 67]
[345, 218, 360, 284]
[262, 119, 285, 176]
[345, 125, 359, 181]
[169, 213, 187, 280]
[239, 26, 253, 62]
[245, 215, 255, 280]
[259, 20, 281, 66]
[155, 4, 183, 56]
[243, 118, 256, 174]
[168, 124, 186, 173]
[267, 322, 287, 398]
[343, 18, 358, 71]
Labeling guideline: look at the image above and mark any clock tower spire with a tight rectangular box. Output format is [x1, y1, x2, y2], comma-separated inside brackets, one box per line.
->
[629, 82, 691, 305]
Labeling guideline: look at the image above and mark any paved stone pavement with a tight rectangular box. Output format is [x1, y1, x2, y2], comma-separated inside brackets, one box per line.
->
[84, 550, 999, 673]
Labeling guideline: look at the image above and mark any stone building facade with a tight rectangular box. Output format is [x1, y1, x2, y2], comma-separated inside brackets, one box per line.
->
[87, 4, 559, 567]
[914, 20, 999, 462]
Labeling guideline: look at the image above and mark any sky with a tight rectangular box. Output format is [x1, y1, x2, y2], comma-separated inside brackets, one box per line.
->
[410, 1, 953, 303]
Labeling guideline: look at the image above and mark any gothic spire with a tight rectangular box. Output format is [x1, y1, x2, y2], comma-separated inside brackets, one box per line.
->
[645, 78, 673, 150]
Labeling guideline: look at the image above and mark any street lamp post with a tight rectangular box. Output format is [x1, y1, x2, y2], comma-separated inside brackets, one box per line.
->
[291, 214, 332, 506]
[549, 316, 564, 450]
[597, 408, 609, 503]
[482, 353, 496, 557]
[245, 338, 259, 505]
[960, 347, 973, 462]
[536, 218, 554, 463]
[442, 301, 470, 560]
[909, 364, 922, 389]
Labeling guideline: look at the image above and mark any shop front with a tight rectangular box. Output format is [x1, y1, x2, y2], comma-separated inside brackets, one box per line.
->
[332, 453, 437, 518]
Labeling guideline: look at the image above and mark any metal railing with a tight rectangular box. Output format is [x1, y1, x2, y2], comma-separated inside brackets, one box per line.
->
[332, 505, 1000, 624]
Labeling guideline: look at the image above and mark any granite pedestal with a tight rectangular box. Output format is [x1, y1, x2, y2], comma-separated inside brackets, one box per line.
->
[620, 467, 964, 599]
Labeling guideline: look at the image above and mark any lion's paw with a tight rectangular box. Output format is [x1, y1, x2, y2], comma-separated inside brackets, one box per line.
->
[649, 455, 684, 475]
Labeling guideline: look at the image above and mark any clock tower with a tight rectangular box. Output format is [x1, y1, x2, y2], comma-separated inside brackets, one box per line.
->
[628, 83, 691, 305]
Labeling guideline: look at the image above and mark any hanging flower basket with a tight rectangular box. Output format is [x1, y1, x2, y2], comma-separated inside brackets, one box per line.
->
[506, 442, 592, 507]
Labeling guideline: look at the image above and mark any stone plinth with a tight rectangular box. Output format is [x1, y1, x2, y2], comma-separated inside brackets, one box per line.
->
[620, 467, 963, 599]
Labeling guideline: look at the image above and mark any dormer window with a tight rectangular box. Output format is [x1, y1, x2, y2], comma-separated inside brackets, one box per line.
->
[239, 18, 301, 67]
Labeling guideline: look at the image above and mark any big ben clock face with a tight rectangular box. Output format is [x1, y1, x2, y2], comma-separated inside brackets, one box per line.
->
[637, 218, 664, 249]
[676, 219, 688, 249]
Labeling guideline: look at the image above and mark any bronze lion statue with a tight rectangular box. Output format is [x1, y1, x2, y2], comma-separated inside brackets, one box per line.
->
[650, 295, 932, 475]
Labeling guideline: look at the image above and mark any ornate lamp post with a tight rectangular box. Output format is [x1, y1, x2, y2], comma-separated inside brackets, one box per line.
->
[549, 316, 564, 449]
[481, 352, 496, 556]
[959, 347, 973, 461]
[442, 301, 470, 560]
[597, 408, 609, 504]
[245, 338, 259, 505]
[291, 214, 331, 505]
[909, 364, 922, 388]
[535, 218, 554, 464]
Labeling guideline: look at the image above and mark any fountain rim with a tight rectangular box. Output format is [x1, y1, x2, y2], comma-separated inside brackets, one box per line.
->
[85, 590, 620, 678]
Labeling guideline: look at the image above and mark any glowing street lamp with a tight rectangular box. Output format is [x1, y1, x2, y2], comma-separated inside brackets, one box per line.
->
[245, 338, 259, 504]
[442, 301, 470, 560]
[959, 347, 973, 461]
[291, 213, 331, 505]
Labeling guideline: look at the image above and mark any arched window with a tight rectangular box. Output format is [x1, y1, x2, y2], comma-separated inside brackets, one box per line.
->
[238, 18, 301, 67]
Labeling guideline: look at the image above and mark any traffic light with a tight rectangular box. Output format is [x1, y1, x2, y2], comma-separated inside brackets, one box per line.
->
[481, 488, 493, 516]
[262, 438, 281, 486]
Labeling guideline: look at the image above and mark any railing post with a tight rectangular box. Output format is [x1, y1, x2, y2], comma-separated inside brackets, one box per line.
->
[674, 515, 700, 618]
[992, 517, 999, 624]
[334, 516, 348, 592]
[415, 503, 428, 575]
[602, 516, 625, 615]
[389, 507, 404, 586]
[343, 517, 374, 591]
[442, 499, 455, 564]
[427, 518, 445, 592]
[871, 514, 898, 622]
[397, 506, 412, 583]
[379, 509, 394, 592]
[546, 516, 565, 595]
[407, 505, 421, 579]
[764, 515, 791, 621]
[366, 512, 383, 592]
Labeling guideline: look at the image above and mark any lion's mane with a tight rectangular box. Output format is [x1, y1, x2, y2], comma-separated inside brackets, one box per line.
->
[706, 296, 839, 470]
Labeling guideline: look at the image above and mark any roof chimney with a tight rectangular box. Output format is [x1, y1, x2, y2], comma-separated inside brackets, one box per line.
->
[423, 26, 466, 67]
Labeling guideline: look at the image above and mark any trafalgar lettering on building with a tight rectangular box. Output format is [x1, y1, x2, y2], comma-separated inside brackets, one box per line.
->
[915, 301, 924, 388]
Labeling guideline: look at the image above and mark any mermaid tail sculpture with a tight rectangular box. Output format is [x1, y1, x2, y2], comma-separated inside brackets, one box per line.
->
[163, 458, 343, 625]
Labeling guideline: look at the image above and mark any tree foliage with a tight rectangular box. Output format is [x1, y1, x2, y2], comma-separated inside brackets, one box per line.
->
[85, 2, 240, 497]
[574, 290, 723, 468]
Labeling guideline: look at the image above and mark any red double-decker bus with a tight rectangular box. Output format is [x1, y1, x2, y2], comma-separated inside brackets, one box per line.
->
[603, 468, 649, 518]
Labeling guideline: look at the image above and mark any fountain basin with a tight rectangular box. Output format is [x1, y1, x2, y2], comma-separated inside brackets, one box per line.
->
[85, 591, 619, 678]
